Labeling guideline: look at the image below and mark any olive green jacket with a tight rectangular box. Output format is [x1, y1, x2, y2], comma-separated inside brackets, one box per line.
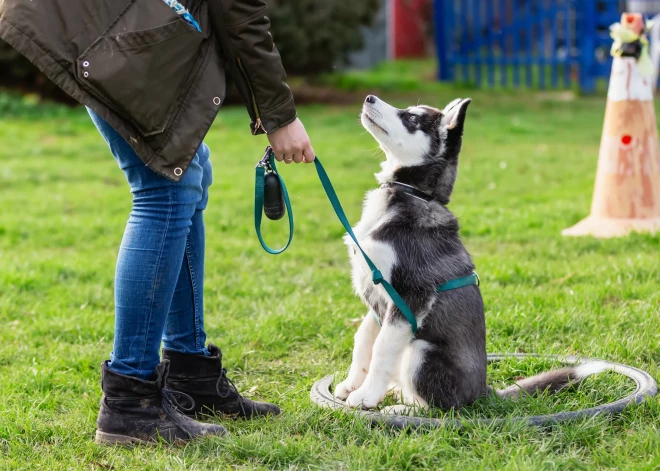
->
[0, 0, 296, 181]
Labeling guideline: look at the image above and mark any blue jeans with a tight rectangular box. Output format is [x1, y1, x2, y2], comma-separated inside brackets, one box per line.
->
[88, 109, 211, 379]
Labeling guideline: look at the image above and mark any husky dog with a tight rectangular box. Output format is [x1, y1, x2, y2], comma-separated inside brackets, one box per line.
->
[334, 96, 607, 411]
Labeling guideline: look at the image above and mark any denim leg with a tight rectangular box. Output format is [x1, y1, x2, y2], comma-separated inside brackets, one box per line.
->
[88, 109, 208, 379]
[162, 144, 212, 355]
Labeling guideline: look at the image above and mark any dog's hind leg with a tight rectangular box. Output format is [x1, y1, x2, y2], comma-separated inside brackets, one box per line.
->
[335, 311, 380, 400]
[413, 342, 486, 409]
[345, 318, 411, 409]
[386, 355, 403, 398]
[399, 340, 431, 409]
[382, 340, 430, 415]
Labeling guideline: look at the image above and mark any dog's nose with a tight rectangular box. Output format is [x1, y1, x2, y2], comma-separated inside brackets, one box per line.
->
[365, 95, 377, 104]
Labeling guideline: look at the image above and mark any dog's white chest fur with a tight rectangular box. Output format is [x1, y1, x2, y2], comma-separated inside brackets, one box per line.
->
[344, 189, 397, 311]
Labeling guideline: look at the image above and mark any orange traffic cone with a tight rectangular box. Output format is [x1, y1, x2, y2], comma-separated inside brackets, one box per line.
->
[563, 13, 660, 238]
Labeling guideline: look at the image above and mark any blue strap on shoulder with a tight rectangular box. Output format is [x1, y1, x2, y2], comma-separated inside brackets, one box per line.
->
[162, 0, 202, 32]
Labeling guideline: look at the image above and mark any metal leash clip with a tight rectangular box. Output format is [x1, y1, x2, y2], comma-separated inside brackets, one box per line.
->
[256, 146, 274, 170]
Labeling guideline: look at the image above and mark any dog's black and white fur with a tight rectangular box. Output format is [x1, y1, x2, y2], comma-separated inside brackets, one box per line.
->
[334, 96, 608, 412]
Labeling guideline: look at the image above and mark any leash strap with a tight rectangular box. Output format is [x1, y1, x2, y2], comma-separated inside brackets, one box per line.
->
[313, 157, 418, 334]
[254, 153, 294, 254]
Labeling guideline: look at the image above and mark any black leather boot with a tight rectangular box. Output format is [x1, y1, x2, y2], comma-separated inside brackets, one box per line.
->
[95, 360, 227, 445]
[163, 344, 281, 418]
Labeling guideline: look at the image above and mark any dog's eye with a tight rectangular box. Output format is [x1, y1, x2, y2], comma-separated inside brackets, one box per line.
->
[409, 115, 418, 123]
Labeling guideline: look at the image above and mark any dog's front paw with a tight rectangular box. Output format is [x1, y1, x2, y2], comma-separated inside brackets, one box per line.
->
[345, 386, 384, 409]
[334, 379, 359, 400]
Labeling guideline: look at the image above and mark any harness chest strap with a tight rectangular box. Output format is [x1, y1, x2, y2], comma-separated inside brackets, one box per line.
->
[370, 272, 480, 327]
[254, 148, 481, 335]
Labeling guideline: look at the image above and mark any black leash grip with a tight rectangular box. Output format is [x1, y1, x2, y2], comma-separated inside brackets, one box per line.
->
[263, 172, 286, 220]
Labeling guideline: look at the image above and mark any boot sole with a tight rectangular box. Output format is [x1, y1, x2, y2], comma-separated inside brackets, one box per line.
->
[94, 430, 221, 446]
[95, 431, 153, 446]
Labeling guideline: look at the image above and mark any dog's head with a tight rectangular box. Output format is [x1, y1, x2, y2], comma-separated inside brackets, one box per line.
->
[361, 95, 471, 203]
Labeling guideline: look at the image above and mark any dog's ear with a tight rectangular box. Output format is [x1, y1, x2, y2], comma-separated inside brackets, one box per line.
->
[433, 99, 471, 202]
[440, 98, 471, 132]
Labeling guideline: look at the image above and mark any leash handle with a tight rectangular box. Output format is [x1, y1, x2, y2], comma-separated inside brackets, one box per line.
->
[313, 157, 418, 334]
[254, 150, 294, 254]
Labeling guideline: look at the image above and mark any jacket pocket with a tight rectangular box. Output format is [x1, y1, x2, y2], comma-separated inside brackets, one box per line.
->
[78, 19, 203, 136]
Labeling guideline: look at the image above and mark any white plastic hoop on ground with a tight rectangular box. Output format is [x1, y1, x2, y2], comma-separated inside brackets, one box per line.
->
[310, 353, 658, 430]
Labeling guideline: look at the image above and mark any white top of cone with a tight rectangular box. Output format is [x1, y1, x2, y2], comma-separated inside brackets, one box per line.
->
[608, 57, 653, 102]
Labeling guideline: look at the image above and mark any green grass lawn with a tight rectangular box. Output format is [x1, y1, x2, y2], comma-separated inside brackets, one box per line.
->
[1, 88, 659, 470]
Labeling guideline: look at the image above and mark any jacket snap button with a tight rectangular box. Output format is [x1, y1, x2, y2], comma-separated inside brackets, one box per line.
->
[83, 71, 89, 78]
[83, 61, 89, 68]
[213, 97, 221, 106]
[174, 167, 183, 177]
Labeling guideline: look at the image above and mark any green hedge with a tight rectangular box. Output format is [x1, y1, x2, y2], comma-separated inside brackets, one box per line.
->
[266, 0, 380, 75]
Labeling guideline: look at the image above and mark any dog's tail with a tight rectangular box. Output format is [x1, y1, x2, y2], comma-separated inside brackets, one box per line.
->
[495, 361, 611, 400]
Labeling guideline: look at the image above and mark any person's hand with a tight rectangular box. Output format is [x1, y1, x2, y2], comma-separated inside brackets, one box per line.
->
[267, 118, 315, 164]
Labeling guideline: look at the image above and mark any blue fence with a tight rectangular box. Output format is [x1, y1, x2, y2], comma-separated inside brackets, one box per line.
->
[435, 0, 660, 92]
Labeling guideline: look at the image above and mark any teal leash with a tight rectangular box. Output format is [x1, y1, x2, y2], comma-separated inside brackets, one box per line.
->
[313, 155, 419, 334]
[254, 147, 480, 335]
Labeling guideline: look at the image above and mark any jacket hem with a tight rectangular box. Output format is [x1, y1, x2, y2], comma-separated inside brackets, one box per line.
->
[0, 16, 162, 171]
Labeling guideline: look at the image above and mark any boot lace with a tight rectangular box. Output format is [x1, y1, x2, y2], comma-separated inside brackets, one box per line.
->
[162, 388, 195, 413]
[160, 388, 199, 436]
[216, 368, 243, 400]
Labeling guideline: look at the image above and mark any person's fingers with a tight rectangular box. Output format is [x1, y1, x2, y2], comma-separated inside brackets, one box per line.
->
[303, 142, 316, 163]
[266, 120, 316, 164]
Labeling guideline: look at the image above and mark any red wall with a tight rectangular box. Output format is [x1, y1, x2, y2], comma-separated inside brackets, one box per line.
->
[390, 0, 430, 58]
